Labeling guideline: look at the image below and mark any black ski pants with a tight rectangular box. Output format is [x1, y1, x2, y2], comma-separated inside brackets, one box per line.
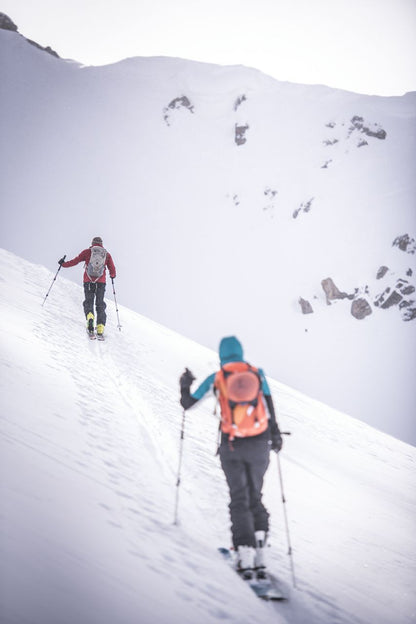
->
[219, 434, 270, 549]
[83, 282, 107, 325]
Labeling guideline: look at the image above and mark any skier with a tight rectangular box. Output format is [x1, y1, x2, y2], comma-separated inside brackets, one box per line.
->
[58, 236, 116, 338]
[179, 336, 283, 580]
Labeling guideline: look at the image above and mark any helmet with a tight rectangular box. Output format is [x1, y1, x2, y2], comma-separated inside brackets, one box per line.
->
[91, 236, 103, 245]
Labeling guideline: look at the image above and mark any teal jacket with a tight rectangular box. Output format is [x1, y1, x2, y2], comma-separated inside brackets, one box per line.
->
[180, 336, 280, 440]
[192, 336, 272, 401]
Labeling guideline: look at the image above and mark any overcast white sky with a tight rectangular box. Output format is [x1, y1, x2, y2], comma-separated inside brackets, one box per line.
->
[3, 0, 416, 95]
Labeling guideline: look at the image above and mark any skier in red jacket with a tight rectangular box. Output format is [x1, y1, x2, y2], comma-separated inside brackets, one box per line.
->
[58, 237, 116, 337]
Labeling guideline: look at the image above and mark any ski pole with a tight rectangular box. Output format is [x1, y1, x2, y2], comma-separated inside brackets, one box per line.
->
[42, 256, 66, 306]
[173, 409, 186, 525]
[277, 453, 297, 588]
[111, 277, 122, 331]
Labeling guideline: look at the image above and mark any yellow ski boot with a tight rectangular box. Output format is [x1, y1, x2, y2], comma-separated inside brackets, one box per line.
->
[96, 324, 105, 341]
[86, 313, 95, 338]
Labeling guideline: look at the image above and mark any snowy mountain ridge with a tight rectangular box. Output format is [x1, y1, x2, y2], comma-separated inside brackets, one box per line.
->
[1, 248, 415, 624]
[0, 23, 415, 444]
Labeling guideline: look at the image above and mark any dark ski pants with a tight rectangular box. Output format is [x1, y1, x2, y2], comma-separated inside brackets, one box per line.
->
[83, 282, 107, 325]
[219, 435, 270, 549]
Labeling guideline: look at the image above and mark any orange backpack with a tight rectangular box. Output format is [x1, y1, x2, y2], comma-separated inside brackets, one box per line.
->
[214, 362, 269, 441]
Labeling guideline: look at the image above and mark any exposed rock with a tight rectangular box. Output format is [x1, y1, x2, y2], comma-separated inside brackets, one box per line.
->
[26, 38, 59, 58]
[321, 277, 354, 305]
[235, 123, 249, 146]
[163, 95, 194, 126]
[350, 115, 387, 140]
[402, 304, 416, 321]
[380, 290, 403, 309]
[351, 298, 372, 320]
[234, 95, 247, 111]
[293, 198, 314, 219]
[0, 13, 18, 31]
[376, 265, 389, 279]
[264, 187, 277, 199]
[392, 234, 416, 254]
[299, 298, 313, 314]
[0, 12, 59, 57]
[407, 268, 413, 277]
[400, 285, 415, 296]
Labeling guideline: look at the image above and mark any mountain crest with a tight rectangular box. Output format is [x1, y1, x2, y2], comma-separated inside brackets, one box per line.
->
[0, 12, 59, 57]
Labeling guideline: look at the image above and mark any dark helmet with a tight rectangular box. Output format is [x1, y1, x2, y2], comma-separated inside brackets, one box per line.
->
[91, 236, 103, 245]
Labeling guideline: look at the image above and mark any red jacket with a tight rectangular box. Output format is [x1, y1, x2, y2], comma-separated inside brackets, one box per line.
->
[62, 245, 116, 283]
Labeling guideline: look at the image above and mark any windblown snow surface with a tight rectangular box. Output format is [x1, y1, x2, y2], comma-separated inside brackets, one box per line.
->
[1, 249, 415, 624]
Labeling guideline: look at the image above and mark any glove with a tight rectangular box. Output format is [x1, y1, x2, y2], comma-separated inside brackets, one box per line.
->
[271, 432, 283, 453]
[58, 257, 66, 266]
[179, 368, 195, 390]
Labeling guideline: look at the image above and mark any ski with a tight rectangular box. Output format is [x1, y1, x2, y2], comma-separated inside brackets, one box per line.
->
[218, 547, 287, 601]
[96, 334, 105, 341]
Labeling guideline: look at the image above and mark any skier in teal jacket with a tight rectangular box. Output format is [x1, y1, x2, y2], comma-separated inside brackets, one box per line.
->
[179, 336, 283, 580]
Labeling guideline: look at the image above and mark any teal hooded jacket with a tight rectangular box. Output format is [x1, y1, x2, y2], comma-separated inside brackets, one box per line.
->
[191, 336, 272, 401]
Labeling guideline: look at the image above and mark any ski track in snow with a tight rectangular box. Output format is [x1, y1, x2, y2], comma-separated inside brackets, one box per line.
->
[1, 248, 416, 624]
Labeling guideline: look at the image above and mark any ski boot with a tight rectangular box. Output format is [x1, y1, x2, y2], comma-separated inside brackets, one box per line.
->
[86, 313, 95, 337]
[255, 530, 268, 580]
[237, 545, 256, 580]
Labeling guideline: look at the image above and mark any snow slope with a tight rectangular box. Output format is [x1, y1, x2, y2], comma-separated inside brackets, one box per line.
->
[1, 27, 416, 444]
[1, 249, 415, 624]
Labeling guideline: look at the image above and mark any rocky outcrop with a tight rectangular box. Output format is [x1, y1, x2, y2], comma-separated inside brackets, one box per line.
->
[373, 275, 415, 320]
[376, 265, 389, 279]
[349, 115, 387, 140]
[376, 289, 402, 309]
[25, 38, 59, 58]
[322, 115, 387, 165]
[264, 187, 277, 200]
[235, 123, 249, 146]
[401, 303, 416, 321]
[351, 298, 372, 320]
[321, 278, 354, 305]
[293, 198, 314, 219]
[163, 96, 194, 126]
[299, 270, 415, 322]
[299, 298, 313, 314]
[0, 13, 17, 31]
[0, 12, 59, 57]
[393, 234, 416, 254]
[234, 95, 247, 111]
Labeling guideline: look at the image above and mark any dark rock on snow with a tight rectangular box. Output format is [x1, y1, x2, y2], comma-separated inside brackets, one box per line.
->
[321, 278, 354, 305]
[299, 298, 314, 314]
[351, 298, 372, 320]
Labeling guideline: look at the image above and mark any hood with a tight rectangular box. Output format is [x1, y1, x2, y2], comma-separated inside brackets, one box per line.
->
[219, 336, 244, 366]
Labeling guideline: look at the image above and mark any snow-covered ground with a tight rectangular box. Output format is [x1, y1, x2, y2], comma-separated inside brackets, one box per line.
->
[1, 249, 415, 624]
[1, 27, 416, 445]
